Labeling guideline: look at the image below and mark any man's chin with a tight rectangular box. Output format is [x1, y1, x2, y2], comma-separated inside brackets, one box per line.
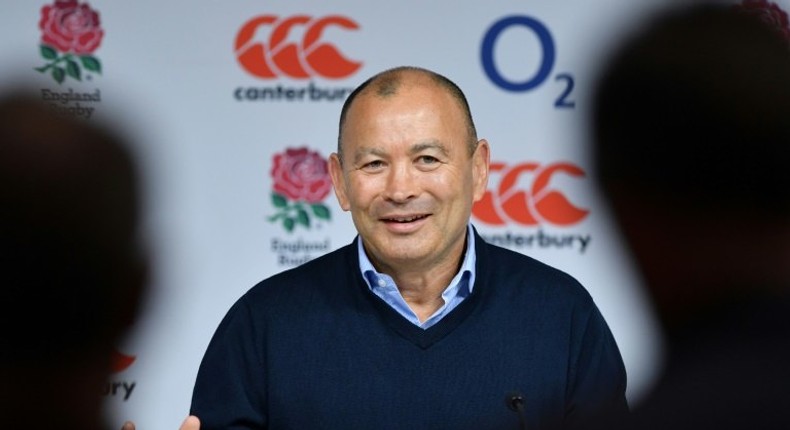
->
[367, 241, 431, 266]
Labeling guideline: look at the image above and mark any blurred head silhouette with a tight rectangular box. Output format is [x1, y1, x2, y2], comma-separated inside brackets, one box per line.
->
[592, 1, 790, 428]
[593, 0, 790, 338]
[0, 92, 147, 430]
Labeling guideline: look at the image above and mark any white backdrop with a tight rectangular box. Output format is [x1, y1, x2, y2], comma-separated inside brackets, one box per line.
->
[3, 0, 782, 428]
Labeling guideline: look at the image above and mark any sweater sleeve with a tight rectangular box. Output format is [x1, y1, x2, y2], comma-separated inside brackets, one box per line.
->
[564, 302, 629, 429]
[190, 296, 267, 430]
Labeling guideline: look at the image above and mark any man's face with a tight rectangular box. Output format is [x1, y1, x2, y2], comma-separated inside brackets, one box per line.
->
[329, 81, 489, 273]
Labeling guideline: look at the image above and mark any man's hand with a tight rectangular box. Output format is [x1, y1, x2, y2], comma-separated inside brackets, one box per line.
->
[179, 416, 201, 430]
[121, 415, 200, 430]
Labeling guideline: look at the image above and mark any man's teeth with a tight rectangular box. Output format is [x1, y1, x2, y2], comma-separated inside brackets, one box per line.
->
[388, 215, 426, 222]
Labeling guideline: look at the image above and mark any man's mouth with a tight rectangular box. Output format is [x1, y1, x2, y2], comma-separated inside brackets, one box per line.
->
[382, 214, 429, 223]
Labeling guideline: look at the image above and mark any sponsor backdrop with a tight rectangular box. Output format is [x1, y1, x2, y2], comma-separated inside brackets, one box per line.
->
[2, 0, 787, 427]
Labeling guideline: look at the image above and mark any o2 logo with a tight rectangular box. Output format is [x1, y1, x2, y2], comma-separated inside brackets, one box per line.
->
[473, 162, 589, 226]
[235, 15, 362, 79]
[481, 15, 575, 108]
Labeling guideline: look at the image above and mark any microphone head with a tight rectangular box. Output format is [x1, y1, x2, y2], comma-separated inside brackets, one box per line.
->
[506, 392, 525, 411]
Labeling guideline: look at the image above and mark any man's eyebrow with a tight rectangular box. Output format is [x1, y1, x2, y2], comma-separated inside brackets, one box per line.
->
[410, 140, 449, 157]
[352, 147, 386, 165]
[351, 141, 449, 165]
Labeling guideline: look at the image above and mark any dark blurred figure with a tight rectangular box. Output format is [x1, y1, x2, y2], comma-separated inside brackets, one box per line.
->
[0, 92, 147, 430]
[591, 1, 790, 428]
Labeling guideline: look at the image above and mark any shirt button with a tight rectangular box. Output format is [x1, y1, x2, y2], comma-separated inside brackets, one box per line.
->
[377, 279, 387, 288]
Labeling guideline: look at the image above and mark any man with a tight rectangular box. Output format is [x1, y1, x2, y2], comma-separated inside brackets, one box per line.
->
[0, 92, 146, 430]
[591, 2, 790, 428]
[190, 66, 627, 429]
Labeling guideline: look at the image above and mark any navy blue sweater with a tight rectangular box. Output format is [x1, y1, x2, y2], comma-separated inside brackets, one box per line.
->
[191, 231, 627, 429]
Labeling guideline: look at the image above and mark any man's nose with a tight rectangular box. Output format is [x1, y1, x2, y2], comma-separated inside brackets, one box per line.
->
[383, 163, 418, 203]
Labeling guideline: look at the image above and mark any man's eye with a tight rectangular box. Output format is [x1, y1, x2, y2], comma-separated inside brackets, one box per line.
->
[362, 160, 384, 170]
[417, 156, 439, 164]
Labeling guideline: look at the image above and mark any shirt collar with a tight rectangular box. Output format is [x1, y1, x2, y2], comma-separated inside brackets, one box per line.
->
[357, 224, 477, 294]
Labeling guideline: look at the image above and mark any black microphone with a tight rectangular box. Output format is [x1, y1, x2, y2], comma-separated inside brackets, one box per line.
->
[506, 392, 527, 430]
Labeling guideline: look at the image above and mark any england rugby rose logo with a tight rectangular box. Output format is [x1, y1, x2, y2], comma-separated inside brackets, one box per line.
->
[35, 0, 103, 84]
[268, 147, 332, 232]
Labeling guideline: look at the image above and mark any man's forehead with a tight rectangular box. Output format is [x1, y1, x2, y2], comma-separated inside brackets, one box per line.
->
[348, 83, 458, 121]
[353, 140, 449, 156]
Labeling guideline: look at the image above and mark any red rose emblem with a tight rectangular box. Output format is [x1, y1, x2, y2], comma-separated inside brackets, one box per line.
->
[271, 147, 332, 203]
[268, 147, 332, 232]
[734, 0, 790, 45]
[39, 0, 104, 55]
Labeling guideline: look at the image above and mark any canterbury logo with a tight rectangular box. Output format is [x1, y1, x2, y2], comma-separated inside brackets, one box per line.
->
[235, 15, 362, 79]
[111, 348, 136, 373]
[473, 162, 589, 226]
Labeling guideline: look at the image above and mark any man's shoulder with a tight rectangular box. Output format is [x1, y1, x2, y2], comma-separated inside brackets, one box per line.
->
[478, 235, 578, 280]
[477, 235, 593, 302]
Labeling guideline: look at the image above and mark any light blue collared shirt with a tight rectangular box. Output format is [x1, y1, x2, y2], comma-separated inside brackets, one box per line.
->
[357, 224, 477, 329]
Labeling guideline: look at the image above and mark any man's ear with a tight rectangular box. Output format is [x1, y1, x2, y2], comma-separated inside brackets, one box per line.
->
[471, 139, 490, 202]
[328, 153, 351, 211]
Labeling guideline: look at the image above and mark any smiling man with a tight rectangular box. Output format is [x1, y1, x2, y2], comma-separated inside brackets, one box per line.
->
[329, 70, 488, 327]
[189, 66, 627, 430]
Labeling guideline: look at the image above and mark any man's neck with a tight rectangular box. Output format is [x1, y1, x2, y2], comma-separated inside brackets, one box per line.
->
[363, 232, 470, 322]
[390, 264, 460, 322]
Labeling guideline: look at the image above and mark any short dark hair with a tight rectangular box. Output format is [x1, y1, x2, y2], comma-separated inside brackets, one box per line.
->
[591, 3, 790, 216]
[0, 93, 144, 363]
